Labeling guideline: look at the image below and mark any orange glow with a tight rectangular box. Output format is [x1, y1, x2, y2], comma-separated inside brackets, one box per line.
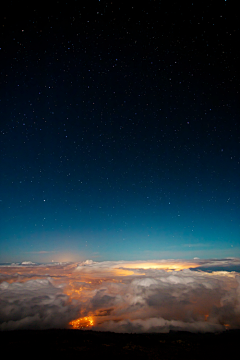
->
[118, 261, 199, 271]
[69, 316, 94, 329]
[113, 269, 137, 276]
[204, 314, 209, 321]
[64, 287, 82, 299]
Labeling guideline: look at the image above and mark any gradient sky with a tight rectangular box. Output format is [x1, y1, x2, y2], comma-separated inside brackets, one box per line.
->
[0, 0, 239, 263]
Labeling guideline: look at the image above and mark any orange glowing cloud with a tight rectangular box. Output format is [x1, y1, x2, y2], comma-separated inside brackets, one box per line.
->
[117, 261, 199, 271]
[69, 316, 94, 329]
[1, 258, 240, 332]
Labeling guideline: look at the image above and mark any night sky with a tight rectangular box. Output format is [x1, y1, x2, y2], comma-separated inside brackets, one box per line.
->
[1, 0, 239, 263]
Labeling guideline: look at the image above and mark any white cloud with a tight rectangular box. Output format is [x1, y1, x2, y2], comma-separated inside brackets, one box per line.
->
[94, 317, 225, 333]
[0, 278, 79, 330]
[1, 258, 240, 332]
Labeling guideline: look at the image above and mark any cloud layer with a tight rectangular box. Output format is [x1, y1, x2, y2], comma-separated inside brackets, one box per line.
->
[1, 258, 240, 332]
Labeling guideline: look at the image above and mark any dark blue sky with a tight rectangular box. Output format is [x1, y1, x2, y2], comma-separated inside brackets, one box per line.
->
[0, 0, 239, 262]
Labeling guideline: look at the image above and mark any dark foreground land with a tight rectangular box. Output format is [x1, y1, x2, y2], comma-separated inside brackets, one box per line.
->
[1, 328, 239, 359]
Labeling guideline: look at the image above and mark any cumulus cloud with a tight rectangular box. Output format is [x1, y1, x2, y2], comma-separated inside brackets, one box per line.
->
[0, 278, 79, 330]
[1, 258, 240, 332]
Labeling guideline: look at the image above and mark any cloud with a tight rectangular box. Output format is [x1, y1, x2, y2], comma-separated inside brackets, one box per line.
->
[23, 251, 57, 254]
[1, 258, 240, 332]
[94, 317, 225, 334]
[0, 278, 79, 330]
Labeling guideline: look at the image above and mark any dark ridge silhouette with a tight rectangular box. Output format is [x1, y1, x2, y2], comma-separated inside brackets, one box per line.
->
[1, 329, 239, 359]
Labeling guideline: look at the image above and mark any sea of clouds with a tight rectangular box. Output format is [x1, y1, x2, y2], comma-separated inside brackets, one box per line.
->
[1, 258, 240, 332]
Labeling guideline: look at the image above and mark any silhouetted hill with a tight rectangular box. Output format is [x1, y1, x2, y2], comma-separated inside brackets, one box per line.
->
[1, 329, 239, 359]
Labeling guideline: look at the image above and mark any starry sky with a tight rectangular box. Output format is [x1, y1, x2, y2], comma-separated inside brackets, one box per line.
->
[0, 0, 239, 263]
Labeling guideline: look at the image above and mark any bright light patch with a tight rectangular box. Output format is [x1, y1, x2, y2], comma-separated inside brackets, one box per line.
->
[118, 261, 199, 271]
[69, 316, 94, 329]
